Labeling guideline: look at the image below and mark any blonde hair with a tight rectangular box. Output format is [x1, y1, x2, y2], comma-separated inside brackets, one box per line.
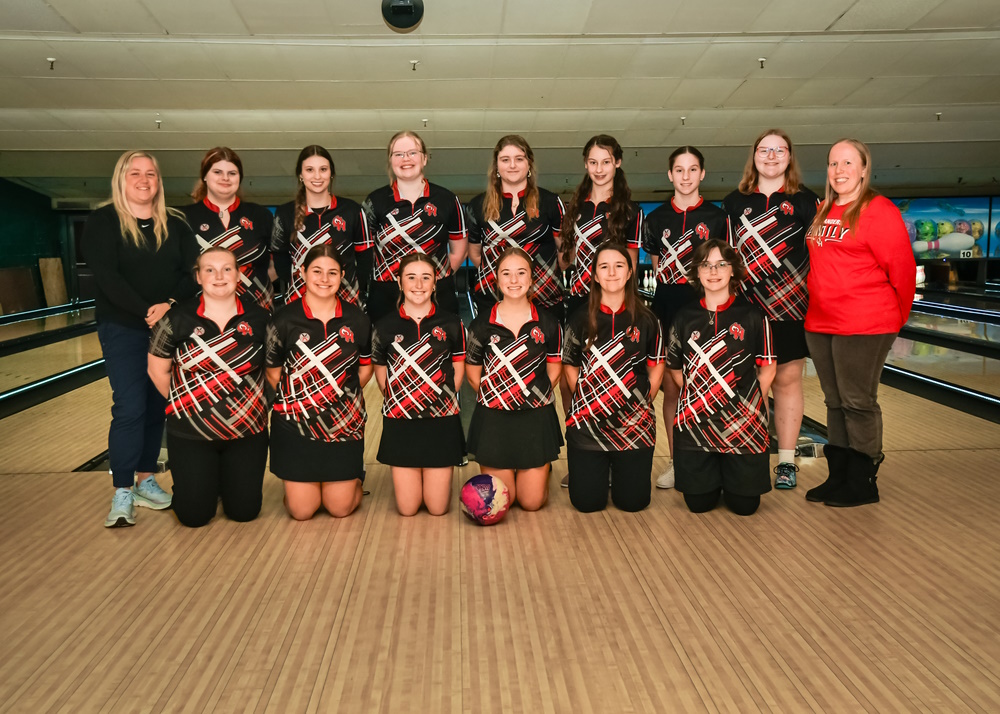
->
[737, 128, 804, 196]
[809, 138, 878, 239]
[386, 131, 427, 181]
[107, 150, 180, 250]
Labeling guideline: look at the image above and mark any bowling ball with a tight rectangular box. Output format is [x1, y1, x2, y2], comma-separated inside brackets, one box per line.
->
[904, 220, 917, 242]
[954, 219, 971, 234]
[460, 474, 510, 525]
[937, 220, 954, 236]
[914, 219, 936, 240]
[970, 220, 984, 238]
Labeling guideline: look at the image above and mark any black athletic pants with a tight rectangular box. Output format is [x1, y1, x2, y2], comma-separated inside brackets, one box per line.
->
[683, 489, 760, 516]
[567, 445, 653, 513]
[167, 431, 268, 527]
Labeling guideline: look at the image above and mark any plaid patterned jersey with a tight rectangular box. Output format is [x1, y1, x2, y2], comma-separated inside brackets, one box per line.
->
[149, 297, 269, 441]
[266, 298, 371, 442]
[466, 303, 561, 411]
[271, 196, 371, 307]
[568, 200, 643, 297]
[722, 186, 821, 322]
[642, 198, 730, 286]
[371, 306, 465, 419]
[362, 181, 467, 284]
[465, 189, 566, 309]
[563, 306, 663, 451]
[666, 296, 774, 455]
[181, 199, 275, 310]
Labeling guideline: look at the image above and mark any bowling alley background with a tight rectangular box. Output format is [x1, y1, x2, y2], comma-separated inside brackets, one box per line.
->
[892, 196, 997, 259]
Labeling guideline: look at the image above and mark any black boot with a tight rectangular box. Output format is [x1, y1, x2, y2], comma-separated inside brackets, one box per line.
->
[824, 448, 880, 507]
[805, 443, 849, 503]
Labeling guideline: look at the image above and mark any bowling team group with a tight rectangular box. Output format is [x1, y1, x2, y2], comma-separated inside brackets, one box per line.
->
[83, 128, 916, 529]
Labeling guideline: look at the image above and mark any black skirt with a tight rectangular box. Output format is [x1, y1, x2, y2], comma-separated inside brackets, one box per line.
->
[377, 414, 465, 468]
[467, 403, 564, 470]
[269, 417, 365, 483]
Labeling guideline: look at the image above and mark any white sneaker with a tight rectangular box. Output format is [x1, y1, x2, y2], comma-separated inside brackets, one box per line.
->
[656, 464, 675, 489]
[132, 474, 172, 510]
[105, 488, 136, 528]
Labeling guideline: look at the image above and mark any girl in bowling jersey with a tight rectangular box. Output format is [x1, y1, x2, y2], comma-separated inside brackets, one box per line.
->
[271, 145, 371, 308]
[181, 147, 275, 310]
[372, 253, 466, 516]
[804, 139, 915, 507]
[362, 131, 468, 321]
[465, 247, 564, 511]
[266, 244, 372, 519]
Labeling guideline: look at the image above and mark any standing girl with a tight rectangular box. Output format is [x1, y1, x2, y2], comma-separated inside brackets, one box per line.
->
[666, 239, 776, 516]
[271, 145, 371, 308]
[148, 247, 270, 527]
[362, 131, 468, 322]
[642, 146, 730, 490]
[465, 248, 563, 511]
[181, 147, 275, 310]
[465, 135, 566, 323]
[804, 139, 915, 507]
[83, 150, 199, 527]
[372, 253, 466, 516]
[266, 244, 372, 520]
[562, 243, 663, 513]
[722, 129, 820, 490]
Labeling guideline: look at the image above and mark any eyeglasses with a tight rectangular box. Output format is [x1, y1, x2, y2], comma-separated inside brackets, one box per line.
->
[698, 261, 731, 272]
[756, 146, 788, 158]
[391, 150, 422, 160]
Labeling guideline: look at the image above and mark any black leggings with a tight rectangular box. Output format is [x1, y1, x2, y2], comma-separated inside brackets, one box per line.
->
[167, 431, 268, 527]
[567, 445, 653, 513]
[683, 488, 760, 516]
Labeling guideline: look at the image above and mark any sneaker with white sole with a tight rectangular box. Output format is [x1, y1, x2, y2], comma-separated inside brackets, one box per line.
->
[774, 462, 798, 489]
[656, 464, 675, 489]
[105, 488, 136, 528]
[132, 475, 172, 509]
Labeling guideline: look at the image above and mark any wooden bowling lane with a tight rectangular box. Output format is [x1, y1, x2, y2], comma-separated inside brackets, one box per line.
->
[0, 307, 95, 343]
[0, 332, 104, 393]
[885, 338, 1000, 397]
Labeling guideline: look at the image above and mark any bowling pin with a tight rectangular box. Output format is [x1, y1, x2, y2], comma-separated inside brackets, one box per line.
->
[912, 233, 975, 253]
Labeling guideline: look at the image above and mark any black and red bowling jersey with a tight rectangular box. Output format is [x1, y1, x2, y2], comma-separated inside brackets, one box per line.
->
[362, 181, 467, 283]
[465, 189, 566, 309]
[371, 305, 465, 420]
[271, 196, 371, 307]
[563, 305, 663, 451]
[722, 186, 820, 322]
[266, 298, 371, 442]
[642, 198, 730, 286]
[568, 200, 643, 298]
[181, 199, 275, 310]
[466, 303, 561, 411]
[666, 295, 774, 455]
[149, 296, 269, 441]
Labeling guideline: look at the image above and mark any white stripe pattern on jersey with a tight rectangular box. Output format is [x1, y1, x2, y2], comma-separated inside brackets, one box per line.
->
[391, 341, 443, 395]
[686, 334, 736, 403]
[180, 333, 243, 385]
[738, 212, 781, 277]
[292, 338, 344, 397]
[657, 231, 692, 281]
[382, 212, 426, 253]
[489, 342, 531, 396]
[196, 230, 253, 288]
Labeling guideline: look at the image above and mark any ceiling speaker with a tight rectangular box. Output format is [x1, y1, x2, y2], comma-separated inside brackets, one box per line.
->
[382, 0, 424, 31]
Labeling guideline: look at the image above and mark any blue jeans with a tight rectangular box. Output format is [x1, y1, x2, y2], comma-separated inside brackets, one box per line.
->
[97, 321, 167, 488]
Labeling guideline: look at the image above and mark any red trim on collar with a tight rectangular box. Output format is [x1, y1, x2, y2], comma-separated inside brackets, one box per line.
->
[502, 189, 527, 199]
[302, 295, 342, 320]
[489, 301, 540, 326]
[670, 196, 703, 213]
[306, 195, 337, 213]
[203, 196, 240, 213]
[699, 294, 736, 312]
[196, 295, 244, 317]
[392, 180, 430, 203]
[599, 302, 628, 315]
[754, 184, 785, 194]
[399, 303, 436, 320]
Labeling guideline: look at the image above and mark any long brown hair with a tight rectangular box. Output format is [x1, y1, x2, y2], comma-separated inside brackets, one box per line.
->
[293, 145, 335, 234]
[560, 135, 635, 266]
[106, 150, 180, 250]
[191, 146, 243, 202]
[483, 135, 539, 222]
[808, 138, 878, 239]
[584, 242, 648, 350]
[737, 128, 804, 195]
[495, 246, 535, 301]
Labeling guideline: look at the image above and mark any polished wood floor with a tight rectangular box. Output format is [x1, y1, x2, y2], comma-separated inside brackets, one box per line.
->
[1, 374, 999, 713]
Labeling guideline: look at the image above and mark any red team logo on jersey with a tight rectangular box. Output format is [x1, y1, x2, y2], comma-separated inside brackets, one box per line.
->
[240, 216, 253, 230]
[489, 335, 501, 345]
[743, 208, 753, 216]
[424, 202, 438, 217]
[199, 223, 210, 232]
[332, 216, 347, 232]
[695, 223, 709, 240]
[530, 326, 544, 344]
[692, 330, 701, 341]
[729, 323, 745, 341]
[192, 326, 205, 337]
[432, 326, 446, 341]
[299, 332, 310, 343]
[339, 326, 355, 343]
[625, 326, 640, 343]
[236, 322, 252, 337]
[394, 334, 404, 343]
[780, 201, 794, 216]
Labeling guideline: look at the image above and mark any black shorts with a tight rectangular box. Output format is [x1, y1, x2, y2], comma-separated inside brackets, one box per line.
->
[652, 283, 699, 336]
[769, 319, 809, 363]
[467, 403, 564, 469]
[674, 448, 771, 497]
[367, 274, 459, 323]
[269, 417, 365, 483]
[377, 414, 465, 468]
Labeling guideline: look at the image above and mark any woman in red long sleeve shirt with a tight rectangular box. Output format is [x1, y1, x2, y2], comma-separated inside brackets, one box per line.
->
[804, 138, 916, 508]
